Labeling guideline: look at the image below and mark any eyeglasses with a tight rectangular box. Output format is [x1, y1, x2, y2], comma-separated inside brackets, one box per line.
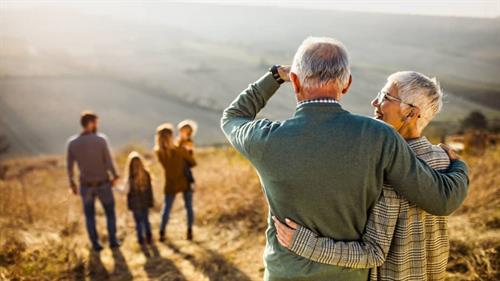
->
[376, 91, 415, 107]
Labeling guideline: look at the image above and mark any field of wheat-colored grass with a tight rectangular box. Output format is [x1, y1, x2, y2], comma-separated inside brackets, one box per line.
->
[0, 145, 498, 280]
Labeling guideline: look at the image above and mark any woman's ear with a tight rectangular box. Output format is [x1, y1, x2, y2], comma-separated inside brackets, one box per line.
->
[407, 106, 421, 120]
[290, 72, 300, 94]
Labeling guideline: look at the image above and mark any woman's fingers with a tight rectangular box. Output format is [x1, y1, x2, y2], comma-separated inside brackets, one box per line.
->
[275, 221, 287, 238]
[275, 219, 291, 239]
[277, 234, 288, 247]
[273, 216, 295, 249]
[285, 218, 299, 229]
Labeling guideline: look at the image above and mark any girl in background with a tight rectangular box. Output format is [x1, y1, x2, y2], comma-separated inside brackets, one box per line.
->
[176, 119, 198, 191]
[125, 151, 154, 245]
[155, 123, 197, 241]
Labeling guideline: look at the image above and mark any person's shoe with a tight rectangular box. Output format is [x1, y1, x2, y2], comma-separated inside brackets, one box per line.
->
[187, 227, 193, 241]
[92, 243, 104, 252]
[159, 231, 165, 242]
[110, 240, 121, 249]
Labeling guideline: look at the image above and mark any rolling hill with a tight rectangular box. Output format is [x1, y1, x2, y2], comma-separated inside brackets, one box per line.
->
[1, 3, 499, 157]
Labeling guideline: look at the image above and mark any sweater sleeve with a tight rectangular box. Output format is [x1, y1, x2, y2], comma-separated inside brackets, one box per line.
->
[384, 131, 469, 215]
[220, 72, 282, 161]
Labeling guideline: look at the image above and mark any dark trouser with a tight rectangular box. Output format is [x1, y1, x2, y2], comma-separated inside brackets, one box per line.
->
[80, 183, 118, 249]
[132, 209, 152, 243]
[159, 191, 194, 233]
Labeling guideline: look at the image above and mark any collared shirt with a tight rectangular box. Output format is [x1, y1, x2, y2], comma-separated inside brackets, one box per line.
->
[290, 136, 451, 281]
[297, 98, 339, 107]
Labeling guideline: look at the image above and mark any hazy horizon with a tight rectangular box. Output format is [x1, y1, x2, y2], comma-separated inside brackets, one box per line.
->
[3, 0, 500, 19]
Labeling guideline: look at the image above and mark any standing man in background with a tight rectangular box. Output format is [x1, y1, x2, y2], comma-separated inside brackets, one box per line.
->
[66, 111, 120, 251]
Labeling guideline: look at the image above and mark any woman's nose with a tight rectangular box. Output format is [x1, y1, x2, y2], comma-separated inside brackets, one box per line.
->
[371, 98, 378, 107]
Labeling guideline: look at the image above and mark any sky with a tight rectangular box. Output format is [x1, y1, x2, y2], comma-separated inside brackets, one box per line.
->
[178, 0, 500, 18]
[3, 0, 499, 18]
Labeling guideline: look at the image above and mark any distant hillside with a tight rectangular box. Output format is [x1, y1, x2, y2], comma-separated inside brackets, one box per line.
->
[1, 3, 499, 156]
[0, 146, 498, 280]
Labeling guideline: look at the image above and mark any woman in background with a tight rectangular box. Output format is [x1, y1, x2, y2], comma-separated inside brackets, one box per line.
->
[125, 151, 154, 245]
[155, 123, 197, 241]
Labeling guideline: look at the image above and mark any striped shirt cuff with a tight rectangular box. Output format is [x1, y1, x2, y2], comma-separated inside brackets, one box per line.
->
[290, 225, 320, 259]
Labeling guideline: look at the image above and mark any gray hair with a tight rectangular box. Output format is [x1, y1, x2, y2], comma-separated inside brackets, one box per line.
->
[388, 71, 443, 130]
[291, 37, 350, 90]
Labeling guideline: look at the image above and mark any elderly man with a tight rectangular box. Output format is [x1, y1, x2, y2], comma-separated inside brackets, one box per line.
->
[220, 37, 469, 281]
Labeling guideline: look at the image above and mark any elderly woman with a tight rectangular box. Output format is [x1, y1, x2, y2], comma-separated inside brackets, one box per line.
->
[274, 71, 458, 281]
[155, 123, 196, 241]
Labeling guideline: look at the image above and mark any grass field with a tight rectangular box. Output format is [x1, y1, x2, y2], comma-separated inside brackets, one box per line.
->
[0, 145, 498, 280]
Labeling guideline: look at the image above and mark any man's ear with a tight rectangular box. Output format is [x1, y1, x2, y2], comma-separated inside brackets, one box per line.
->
[341, 75, 352, 94]
[290, 72, 300, 94]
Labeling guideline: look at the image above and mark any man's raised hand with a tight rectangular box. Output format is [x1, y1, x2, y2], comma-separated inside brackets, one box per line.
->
[277, 65, 291, 82]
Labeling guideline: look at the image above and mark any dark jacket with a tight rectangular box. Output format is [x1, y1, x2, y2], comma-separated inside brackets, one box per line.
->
[127, 172, 154, 211]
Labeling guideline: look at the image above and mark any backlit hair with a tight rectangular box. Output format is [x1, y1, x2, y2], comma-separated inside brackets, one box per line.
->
[291, 36, 350, 90]
[388, 71, 443, 131]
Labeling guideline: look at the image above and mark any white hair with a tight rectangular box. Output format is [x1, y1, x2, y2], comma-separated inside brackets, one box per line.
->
[388, 71, 443, 131]
[291, 37, 350, 90]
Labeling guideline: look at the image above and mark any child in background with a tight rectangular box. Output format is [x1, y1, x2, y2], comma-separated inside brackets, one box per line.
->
[176, 120, 197, 192]
[125, 151, 154, 245]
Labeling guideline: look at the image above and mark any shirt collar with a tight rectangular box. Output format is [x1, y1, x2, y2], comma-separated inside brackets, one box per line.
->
[297, 98, 339, 108]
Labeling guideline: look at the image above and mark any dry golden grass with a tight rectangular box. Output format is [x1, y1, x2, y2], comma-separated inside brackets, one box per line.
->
[446, 147, 500, 281]
[0, 145, 498, 280]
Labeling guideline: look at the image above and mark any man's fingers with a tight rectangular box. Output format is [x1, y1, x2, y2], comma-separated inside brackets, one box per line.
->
[438, 143, 450, 151]
[285, 218, 298, 230]
[277, 65, 291, 82]
[438, 143, 460, 160]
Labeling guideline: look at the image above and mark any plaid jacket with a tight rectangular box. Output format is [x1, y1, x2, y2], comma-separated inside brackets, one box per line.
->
[290, 137, 451, 281]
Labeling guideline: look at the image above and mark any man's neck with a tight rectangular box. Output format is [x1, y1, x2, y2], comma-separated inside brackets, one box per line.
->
[296, 83, 344, 102]
[297, 91, 342, 103]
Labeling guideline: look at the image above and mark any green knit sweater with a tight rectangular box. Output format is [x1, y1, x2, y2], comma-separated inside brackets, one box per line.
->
[221, 72, 469, 281]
